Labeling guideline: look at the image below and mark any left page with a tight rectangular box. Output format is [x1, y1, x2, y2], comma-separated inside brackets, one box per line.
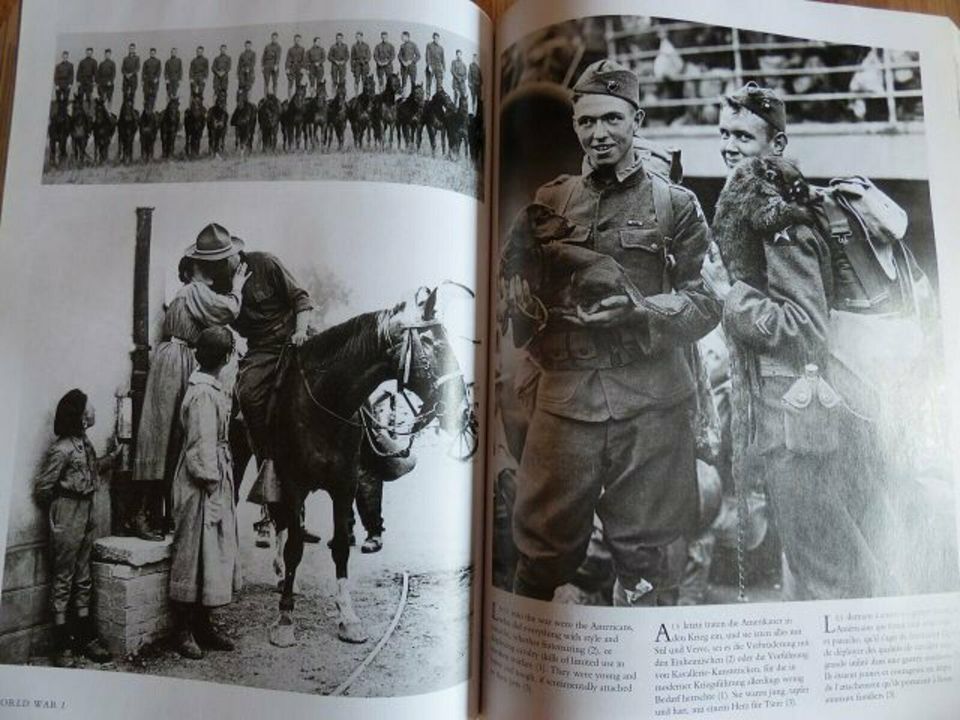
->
[0, 1, 492, 718]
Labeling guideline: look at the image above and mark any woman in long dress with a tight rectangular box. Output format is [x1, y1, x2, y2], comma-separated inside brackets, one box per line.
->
[130, 223, 249, 539]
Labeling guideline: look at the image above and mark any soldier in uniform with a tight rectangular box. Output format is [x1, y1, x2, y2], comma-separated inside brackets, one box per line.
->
[373, 32, 395, 92]
[164, 47, 183, 100]
[425, 32, 445, 97]
[329, 32, 349, 92]
[398, 31, 420, 96]
[54, 51, 74, 102]
[96, 49, 116, 108]
[350, 31, 371, 96]
[306, 37, 326, 93]
[212, 44, 232, 100]
[76, 48, 98, 103]
[450, 49, 468, 106]
[190, 46, 209, 100]
[502, 61, 720, 606]
[468, 52, 482, 112]
[121, 43, 140, 101]
[141, 48, 162, 110]
[285, 34, 305, 99]
[262, 32, 282, 97]
[715, 83, 907, 600]
[238, 41, 256, 94]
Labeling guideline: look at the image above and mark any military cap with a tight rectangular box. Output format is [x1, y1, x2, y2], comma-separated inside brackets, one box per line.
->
[572, 60, 640, 108]
[726, 81, 786, 132]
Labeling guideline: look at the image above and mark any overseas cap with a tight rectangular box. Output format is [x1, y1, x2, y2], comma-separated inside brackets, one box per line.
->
[726, 81, 786, 132]
[572, 60, 640, 108]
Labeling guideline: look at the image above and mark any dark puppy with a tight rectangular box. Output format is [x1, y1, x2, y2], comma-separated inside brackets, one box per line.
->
[500, 203, 644, 321]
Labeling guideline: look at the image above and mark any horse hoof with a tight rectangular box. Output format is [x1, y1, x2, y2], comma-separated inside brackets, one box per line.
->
[269, 618, 297, 647]
[337, 620, 368, 644]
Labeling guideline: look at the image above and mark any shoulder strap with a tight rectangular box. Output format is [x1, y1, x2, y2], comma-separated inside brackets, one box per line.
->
[648, 171, 676, 293]
[648, 170, 675, 241]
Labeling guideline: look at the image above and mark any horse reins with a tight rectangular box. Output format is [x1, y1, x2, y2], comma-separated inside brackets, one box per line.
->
[293, 322, 465, 459]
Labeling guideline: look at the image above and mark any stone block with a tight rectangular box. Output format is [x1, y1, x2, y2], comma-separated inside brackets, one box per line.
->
[2, 545, 38, 592]
[93, 535, 172, 566]
[91, 536, 174, 657]
[0, 623, 51, 664]
[0, 585, 49, 635]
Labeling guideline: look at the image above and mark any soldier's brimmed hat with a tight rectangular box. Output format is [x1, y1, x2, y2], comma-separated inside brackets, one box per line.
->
[572, 60, 640, 108]
[184, 222, 244, 261]
[725, 81, 786, 132]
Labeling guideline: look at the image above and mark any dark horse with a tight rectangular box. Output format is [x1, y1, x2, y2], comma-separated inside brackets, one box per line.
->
[258, 94, 281, 152]
[325, 81, 348, 151]
[397, 83, 425, 152]
[92, 98, 116, 165]
[232, 88, 258, 156]
[160, 97, 181, 160]
[207, 92, 229, 156]
[266, 286, 475, 645]
[183, 92, 206, 159]
[48, 95, 70, 167]
[303, 81, 327, 151]
[347, 74, 376, 150]
[70, 93, 93, 166]
[117, 93, 138, 164]
[372, 72, 401, 150]
[423, 87, 453, 157]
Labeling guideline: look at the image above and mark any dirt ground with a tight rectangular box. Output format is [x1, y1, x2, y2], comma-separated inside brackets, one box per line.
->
[40, 131, 484, 200]
[40, 447, 477, 698]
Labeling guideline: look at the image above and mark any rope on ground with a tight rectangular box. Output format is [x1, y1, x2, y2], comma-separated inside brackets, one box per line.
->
[330, 570, 410, 697]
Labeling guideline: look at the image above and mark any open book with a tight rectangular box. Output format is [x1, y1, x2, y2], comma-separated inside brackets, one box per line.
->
[0, 0, 958, 718]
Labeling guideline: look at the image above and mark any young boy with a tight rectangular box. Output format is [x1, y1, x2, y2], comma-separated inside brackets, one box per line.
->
[34, 389, 115, 667]
[168, 326, 242, 658]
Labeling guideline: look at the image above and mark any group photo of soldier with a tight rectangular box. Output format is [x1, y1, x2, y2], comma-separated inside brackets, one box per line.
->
[43, 20, 486, 199]
[492, 15, 958, 608]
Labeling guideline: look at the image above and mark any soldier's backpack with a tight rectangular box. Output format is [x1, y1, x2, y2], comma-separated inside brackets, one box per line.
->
[816, 176, 909, 300]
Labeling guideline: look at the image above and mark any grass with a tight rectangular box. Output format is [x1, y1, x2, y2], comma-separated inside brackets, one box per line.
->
[42, 134, 484, 200]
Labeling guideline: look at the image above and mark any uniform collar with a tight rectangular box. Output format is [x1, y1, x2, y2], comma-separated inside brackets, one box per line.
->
[582, 148, 644, 184]
[189, 371, 223, 391]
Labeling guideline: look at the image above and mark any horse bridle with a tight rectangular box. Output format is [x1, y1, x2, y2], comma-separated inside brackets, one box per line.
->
[294, 319, 469, 459]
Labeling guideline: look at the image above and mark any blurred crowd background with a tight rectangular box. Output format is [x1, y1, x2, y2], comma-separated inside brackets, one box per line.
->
[500, 16, 923, 128]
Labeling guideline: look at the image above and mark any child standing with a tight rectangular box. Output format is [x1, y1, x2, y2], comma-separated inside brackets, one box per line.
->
[34, 389, 115, 667]
[168, 326, 242, 659]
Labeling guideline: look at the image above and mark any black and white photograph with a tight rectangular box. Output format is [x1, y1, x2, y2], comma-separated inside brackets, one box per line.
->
[0, 188, 484, 697]
[491, 14, 958, 608]
[43, 18, 486, 199]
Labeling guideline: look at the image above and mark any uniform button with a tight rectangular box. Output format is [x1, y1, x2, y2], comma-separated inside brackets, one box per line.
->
[650, 242, 659, 249]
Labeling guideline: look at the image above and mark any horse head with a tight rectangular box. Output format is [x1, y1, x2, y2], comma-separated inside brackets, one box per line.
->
[363, 74, 376, 97]
[385, 284, 476, 441]
[387, 73, 401, 95]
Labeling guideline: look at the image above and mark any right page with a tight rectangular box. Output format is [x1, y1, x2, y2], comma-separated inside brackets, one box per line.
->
[484, 1, 960, 718]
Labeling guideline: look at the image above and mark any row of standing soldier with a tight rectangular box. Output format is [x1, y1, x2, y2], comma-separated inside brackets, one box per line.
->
[498, 61, 945, 606]
[54, 31, 482, 114]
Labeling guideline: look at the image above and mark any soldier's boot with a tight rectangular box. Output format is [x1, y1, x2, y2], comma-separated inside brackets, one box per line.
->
[361, 533, 383, 554]
[51, 619, 75, 668]
[76, 613, 112, 663]
[131, 508, 164, 542]
[173, 604, 204, 660]
[193, 607, 235, 652]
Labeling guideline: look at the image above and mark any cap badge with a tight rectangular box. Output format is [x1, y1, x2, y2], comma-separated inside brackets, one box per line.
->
[606, 79, 620, 92]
